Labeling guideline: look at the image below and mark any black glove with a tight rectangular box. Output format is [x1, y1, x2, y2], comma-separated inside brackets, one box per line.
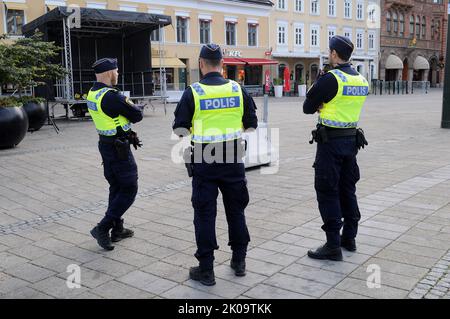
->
[128, 130, 143, 150]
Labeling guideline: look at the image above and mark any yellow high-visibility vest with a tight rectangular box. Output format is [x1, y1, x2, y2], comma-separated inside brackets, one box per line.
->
[87, 87, 131, 136]
[190, 81, 244, 143]
[319, 69, 369, 128]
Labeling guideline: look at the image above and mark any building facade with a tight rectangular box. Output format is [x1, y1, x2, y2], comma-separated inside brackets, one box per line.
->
[0, 0, 274, 91]
[380, 0, 448, 87]
[269, 0, 380, 89]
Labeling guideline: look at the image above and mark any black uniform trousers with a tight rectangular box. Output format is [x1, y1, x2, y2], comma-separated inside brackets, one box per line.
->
[98, 141, 138, 225]
[192, 161, 250, 271]
[313, 135, 361, 248]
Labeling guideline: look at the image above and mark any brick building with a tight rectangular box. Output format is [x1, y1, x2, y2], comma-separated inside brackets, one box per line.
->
[380, 0, 447, 87]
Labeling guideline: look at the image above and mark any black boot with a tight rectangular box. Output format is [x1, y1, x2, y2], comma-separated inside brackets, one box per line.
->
[230, 259, 246, 277]
[341, 237, 357, 252]
[90, 223, 114, 251]
[189, 266, 216, 286]
[111, 219, 134, 242]
[307, 244, 343, 261]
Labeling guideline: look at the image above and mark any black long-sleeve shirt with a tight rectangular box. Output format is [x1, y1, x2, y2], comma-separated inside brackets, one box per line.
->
[303, 63, 359, 114]
[172, 72, 258, 135]
[91, 82, 143, 124]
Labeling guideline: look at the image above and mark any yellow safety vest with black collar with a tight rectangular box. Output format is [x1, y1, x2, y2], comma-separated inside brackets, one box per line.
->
[190, 80, 244, 143]
[318, 69, 369, 128]
[86, 87, 131, 136]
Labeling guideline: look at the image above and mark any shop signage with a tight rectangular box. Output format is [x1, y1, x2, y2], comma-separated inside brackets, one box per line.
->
[223, 49, 242, 57]
[152, 49, 167, 57]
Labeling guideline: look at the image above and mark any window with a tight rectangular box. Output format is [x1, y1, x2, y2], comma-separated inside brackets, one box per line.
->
[151, 28, 162, 42]
[344, 0, 352, 19]
[356, 31, 363, 49]
[431, 19, 434, 40]
[344, 29, 352, 41]
[295, 0, 304, 12]
[226, 22, 237, 46]
[368, 32, 375, 50]
[294, 25, 304, 46]
[176, 17, 188, 43]
[393, 12, 398, 33]
[328, 0, 336, 17]
[278, 0, 286, 10]
[422, 16, 426, 38]
[310, 25, 320, 47]
[310, 0, 319, 15]
[410, 15, 415, 38]
[278, 24, 287, 45]
[436, 20, 441, 41]
[356, 2, 364, 20]
[248, 24, 258, 47]
[416, 16, 420, 37]
[386, 12, 391, 33]
[399, 14, 404, 35]
[328, 27, 336, 41]
[199, 20, 211, 44]
[6, 9, 25, 35]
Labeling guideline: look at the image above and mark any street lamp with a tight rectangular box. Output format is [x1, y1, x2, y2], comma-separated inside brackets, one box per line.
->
[441, 2, 450, 128]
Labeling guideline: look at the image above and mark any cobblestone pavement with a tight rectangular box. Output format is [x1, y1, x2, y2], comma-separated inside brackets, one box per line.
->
[1, 89, 450, 299]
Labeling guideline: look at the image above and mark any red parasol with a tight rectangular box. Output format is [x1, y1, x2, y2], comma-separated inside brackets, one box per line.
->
[283, 66, 291, 93]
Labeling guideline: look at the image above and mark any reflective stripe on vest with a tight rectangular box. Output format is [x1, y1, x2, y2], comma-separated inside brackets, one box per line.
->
[318, 69, 368, 129]
[86, 87, 131, 136]
[191, 80, 244, 144]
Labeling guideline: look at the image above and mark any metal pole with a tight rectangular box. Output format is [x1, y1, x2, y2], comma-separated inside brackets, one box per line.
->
[442, 9, 450, 128]
[263, 94, 269, 123]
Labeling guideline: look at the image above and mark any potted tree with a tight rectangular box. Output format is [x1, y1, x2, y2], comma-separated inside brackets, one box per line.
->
[0, 97, 28, 149]
[273, 78, 283, 98]
[1, 33, 66, 132]
[298, 78, 307, 97]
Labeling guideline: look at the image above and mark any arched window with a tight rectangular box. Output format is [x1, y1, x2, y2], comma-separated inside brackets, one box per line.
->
[416, 16, 420, 37]
[399, 13, 404, 35]
[422, 16, 426, 38]
[393, 12, 398, 33]
[386, 12, 391, 32]
[295, 64, 304, 83]
[410, 15, 414, 38]
[431, 19, 434, 39]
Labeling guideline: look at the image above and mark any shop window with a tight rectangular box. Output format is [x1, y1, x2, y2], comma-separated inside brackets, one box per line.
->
[295, 64, 304, 82]
[278, 64, 286, 78]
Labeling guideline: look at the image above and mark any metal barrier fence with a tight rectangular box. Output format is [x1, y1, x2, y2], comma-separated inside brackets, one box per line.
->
[371, 80, 430, 95]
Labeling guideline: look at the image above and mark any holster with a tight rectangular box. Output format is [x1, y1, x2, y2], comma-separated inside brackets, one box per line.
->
[309, 124, 329, 144]
[183, 146, 194, 177]
[114, 138, 130, 160]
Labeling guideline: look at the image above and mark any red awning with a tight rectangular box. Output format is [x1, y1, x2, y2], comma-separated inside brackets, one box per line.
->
[223, 58, 246, 65]
[239, 58, 278, 65]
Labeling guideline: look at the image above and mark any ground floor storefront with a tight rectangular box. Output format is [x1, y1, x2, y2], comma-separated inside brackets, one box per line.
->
[151, 44, 277, 94]
[380, 48, 444, 87]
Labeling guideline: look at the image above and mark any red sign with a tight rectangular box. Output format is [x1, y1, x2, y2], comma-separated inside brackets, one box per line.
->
[265, 51, 271, 56]
[265, 70, 271, 92]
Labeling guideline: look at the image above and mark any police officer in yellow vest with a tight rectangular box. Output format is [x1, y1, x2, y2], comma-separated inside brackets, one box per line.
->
[87, 58, 144, 251]
[303, 36, 368, 261]
[173, 44, 258, 286]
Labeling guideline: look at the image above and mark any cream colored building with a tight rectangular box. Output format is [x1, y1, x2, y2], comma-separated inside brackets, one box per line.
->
[269, 0, 380, 88]
[1, 0, 275, 93]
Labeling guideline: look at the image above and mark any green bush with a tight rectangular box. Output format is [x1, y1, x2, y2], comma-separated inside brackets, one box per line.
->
[0, 97, 22, 108]
[17, 96, 46, 104]
[273, 78, 283, 85]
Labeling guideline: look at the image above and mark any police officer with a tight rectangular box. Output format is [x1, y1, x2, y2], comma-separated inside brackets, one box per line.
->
[303, 36, 369, 261]
[87, 58, 144, 251]
[173, 44, 258, 286]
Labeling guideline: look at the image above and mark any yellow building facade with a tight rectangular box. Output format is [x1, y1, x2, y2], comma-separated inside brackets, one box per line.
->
[0, 0, 274, 92]
[269, 0, 380, 88]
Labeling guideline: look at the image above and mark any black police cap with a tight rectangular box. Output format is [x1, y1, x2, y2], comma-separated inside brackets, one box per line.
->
[199, 44, 223, 60]
[329, 36, 354, 61]
[92, 58, 118, 74]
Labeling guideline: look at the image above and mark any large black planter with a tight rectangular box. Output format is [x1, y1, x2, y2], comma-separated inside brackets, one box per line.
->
[23, 101, 46, 132]
[0, 106, 29, 149]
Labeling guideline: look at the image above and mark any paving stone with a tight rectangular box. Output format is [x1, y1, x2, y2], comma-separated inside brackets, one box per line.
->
[281, 263, 347, 286]
[5, 263, 55, 283]
[214, 264, 268, 287]
[185, 277, 249, 299]
[83, 257, 136, 278]
[321, 288, 371, 299]
[349, 266, 419, 291]
[244, 258, 284, 277]
[264, 273, 332, 298]
[335, 278, 409, 299]
[31, 254, 77, 273]
[244, 284, 312, 299]
[118, 270, 178, 295]
[56, 268, 113, 289]
[161, 285, 221, 299]
[31, 276, 86, 298]
[0, 274, 29, 294]
[92, 280, 154, 299]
